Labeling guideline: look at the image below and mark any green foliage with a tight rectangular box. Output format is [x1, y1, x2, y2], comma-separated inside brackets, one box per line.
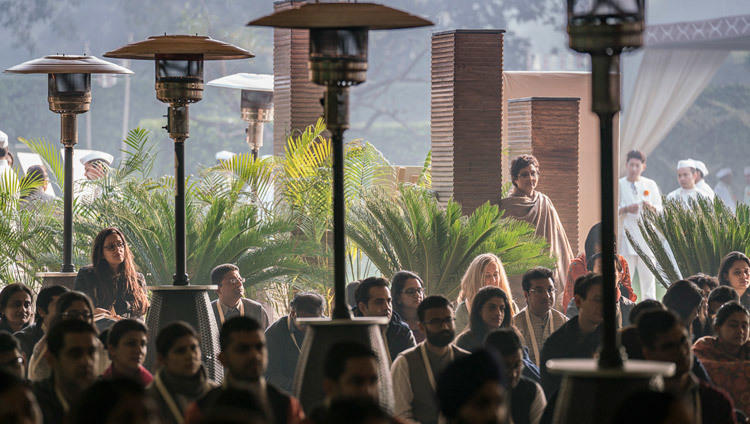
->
[347, 185, 554, 299]
[628, 196, 750, 288]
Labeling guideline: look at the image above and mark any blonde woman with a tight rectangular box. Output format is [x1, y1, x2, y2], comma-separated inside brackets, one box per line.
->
[455, 253, 517, 333]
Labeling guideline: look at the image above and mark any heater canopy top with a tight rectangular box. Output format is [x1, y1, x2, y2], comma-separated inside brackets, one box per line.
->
[247, 2, 433, 30]
[4, 55, 133, 74]
[104, 35, 253, 61]
[207, 73, 273, 92]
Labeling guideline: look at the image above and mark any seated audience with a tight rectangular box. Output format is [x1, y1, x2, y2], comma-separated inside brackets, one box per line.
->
[305, 341, 381, 424]
[708, 286, 741, 328]
[20, 165, 56, 209]
[540, 273, 603, 399]
[67, 378, 160, 424]
[566, 252, 634, 327]
[455, 253, 516, 333]
[718, 251, 750, 309]
[184, 316, 305, 424]
[327, 397, 398, 424]
[564, 223, 635, 314]
[0, 283, 33, 334]
[688, 273, 721, 338]
[33, 319, 100, 424]
[392, 295, 469, 424]
[202, 387, 270, 424]
[74, 227, 149, 320]
[148, 321, 216, 424]
[486, 329, 546, 424]
[353, 277, 416, 361]
[392, 271, 426, 343]
[456, 286, 513, 352]
[0, 368, 43, 424]
[619, 300, 665, 360]
[14, 285, 68, 362]
[0, 331, 25, 378]
[693, 301, 750, 417]
[266, 291, 325, 394]
[638, 309, 736, 424]
[662, 279, 704, 342]
[211, 263, 270, 330]
[513, 267, 568, 367]
[611, 390, 692, 424]
[437, 350, 508, 424]
[102, 318, 153, 386]
[28, 291, 108, 382]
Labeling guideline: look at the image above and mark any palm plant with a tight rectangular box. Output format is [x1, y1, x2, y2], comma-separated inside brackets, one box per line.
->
[347, 185, 554, 299]
[628, 196, 750, 288]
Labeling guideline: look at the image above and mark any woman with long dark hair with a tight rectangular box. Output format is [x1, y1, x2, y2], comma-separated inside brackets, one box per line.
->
[391, 270, 426, 343]
[717, 251, 750, 310]
[456, 286, 513, 352]
[74, 227, 149, 319]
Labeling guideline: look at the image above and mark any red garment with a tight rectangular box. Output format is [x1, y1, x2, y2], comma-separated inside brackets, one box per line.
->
[101, 364, 153, 386]
[693, 336, 750, 416]
[563, 253, 635, 313]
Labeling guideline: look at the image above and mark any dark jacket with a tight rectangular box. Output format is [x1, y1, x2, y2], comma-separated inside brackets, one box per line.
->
[14, 322, 44, 361]
[352, 307, 416, 361]
[265, 315, 305, 394]
[32, 375, 65, 424]
[696, 379, 737, 424]
[74, 266, 147, 319]
[184, 382, 304, 424]
[455, 328, 540, 382]
[539, 315, 601, 399]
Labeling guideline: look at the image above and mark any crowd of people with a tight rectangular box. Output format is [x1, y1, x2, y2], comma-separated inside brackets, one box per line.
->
[0, 150, 748, 424]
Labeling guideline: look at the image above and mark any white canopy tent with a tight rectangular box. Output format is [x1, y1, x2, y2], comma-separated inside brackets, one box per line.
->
[620, 2, 750, 164]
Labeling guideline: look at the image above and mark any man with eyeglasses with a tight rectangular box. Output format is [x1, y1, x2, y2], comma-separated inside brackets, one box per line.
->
[618, 150, 662, 301]
[0, 331, 25, 378]
[210, 264, 269, 331]
[391, 295, 469, 424]
[513, 267, 568, 367]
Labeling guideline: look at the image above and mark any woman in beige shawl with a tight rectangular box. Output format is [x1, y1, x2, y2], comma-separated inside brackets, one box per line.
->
[499, 154, 573, 309]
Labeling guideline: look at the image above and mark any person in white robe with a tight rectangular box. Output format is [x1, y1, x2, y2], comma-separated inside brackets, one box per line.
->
[618, 150, 662, 300]
[713, 168, 736, 213]
[667, 159, 710, 206]
[691, 159, 715, 200]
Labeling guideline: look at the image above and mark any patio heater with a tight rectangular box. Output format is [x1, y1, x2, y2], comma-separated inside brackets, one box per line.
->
[248, 2, 431, 412]
[105, 35, 253, 380]
[543, 2, 675, 423]
[4, 56, 132, 288]
[206, 73, 273, 159]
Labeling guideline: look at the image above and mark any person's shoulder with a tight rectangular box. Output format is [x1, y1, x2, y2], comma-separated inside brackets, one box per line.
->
[266, 315, 289, 333]
[77, 265, 96, 275]
[698, 380, 735, 409]
[240, 297, 265, 308]
[692, 335, 718, 351]
[453, 344, 471, 357]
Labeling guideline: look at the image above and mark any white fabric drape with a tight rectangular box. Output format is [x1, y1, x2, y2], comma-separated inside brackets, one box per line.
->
[620, 48, 729, 158]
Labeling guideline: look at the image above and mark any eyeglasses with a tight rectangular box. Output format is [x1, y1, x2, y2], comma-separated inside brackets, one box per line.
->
[104, 242, 125, 251]
[226, 277, 245, 285]
[424, 317, 455, 327]
[403, 288, 424, 296]
[529, 287, 556, 295]
[62, 310, 93, 320]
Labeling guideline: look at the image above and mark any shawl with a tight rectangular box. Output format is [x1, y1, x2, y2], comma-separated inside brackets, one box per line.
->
[499, 190, 574, 309]
[692, 336, 750, 416]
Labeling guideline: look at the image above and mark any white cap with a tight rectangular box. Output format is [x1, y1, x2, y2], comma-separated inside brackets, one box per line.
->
[716, 168, 732, 179]
[692, 159, 709, 177]
[0, 130, 7, 149]
[215, 150, 235, 162]
[677, 159, 695, 170]
[79, 151, 114, 166]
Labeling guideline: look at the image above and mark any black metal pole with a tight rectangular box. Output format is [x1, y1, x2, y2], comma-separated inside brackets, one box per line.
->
[61, 114, 76, 273]
[251, 148, 259, 161]
[592, 55, 623, 368]
[324, 86, 352, 319]
[170, 104, 189, 286]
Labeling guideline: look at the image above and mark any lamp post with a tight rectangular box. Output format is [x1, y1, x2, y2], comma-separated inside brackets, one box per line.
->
[105, 35, 253, 379]
[207, 73, 273, 159]
[4, 55, 132, 288]
[541, 2, 676, 423]
[248, 2, 431, 412]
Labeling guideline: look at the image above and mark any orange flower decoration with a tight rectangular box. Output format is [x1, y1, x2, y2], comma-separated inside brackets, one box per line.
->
[643, 190, 650, 196]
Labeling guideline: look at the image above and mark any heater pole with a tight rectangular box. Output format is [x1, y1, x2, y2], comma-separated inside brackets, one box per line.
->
[169, 104, 190, 286]
[60, 113, 77, 273]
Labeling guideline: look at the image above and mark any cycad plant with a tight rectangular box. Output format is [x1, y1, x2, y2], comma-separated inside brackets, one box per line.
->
[628, 196, 750, 288]
[347, 185, 554, 299]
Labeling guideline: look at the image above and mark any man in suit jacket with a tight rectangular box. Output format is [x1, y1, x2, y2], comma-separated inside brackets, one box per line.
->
[210, 264, 269, 330]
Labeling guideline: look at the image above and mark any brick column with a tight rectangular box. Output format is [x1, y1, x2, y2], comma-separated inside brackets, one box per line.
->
[431, 30, 504, 214]
[272, 0, 325, 156]
[507, 97, 581, 253]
